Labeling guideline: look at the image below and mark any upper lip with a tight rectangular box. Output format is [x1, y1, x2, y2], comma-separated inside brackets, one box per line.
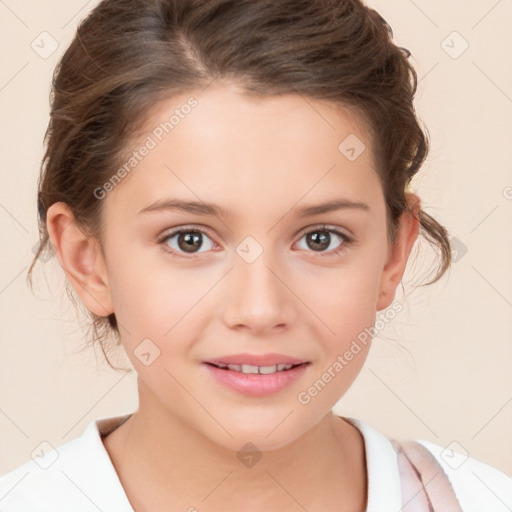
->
[204, 353, 309, 366]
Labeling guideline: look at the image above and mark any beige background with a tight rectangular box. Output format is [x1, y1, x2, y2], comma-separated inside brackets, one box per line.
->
[1, 0, 511, 479]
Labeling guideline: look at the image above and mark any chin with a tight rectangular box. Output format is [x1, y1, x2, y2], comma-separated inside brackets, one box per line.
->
[201, 410, 313, 453]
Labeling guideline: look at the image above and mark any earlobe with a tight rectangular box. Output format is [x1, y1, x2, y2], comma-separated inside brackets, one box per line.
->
[46, 202, 114, 317]
[376, 194, 421, 311]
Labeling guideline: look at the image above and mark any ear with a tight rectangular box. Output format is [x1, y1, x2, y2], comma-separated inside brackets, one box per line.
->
[376, 193, 420, 311]
[46, 202, 114, 317]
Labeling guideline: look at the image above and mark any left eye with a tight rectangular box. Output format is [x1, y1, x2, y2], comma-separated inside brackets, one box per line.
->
[296, 226, 350, 255]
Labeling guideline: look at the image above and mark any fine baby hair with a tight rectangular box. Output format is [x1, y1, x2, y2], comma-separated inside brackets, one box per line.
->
[29, 0, 451, 372]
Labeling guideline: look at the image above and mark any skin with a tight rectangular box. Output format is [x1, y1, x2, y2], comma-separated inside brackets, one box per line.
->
[46, 82, 420, 512]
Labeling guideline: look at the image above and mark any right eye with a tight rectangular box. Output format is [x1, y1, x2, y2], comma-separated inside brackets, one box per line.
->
[158, 227, 216, 257]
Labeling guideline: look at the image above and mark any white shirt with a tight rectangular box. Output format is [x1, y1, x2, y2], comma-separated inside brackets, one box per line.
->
[0, 413, 510, 511]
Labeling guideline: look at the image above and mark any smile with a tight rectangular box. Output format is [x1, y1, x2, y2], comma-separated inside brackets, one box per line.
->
[203, 362, 310, 396]
[208, 363, 298, 374]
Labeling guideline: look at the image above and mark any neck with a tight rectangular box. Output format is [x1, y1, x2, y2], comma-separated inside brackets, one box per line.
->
[102, 390, 367, 512]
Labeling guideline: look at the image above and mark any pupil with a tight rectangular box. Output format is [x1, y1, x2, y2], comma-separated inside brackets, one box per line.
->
[308, 231, 329, 251]
[179, 232, 202, 253]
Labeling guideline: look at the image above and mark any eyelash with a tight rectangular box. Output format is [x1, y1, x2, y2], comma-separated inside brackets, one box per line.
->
[157, 224, 353, 259]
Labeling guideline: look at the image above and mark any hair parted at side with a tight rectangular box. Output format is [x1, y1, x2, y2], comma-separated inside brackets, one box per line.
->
[28, 0, 451, 372]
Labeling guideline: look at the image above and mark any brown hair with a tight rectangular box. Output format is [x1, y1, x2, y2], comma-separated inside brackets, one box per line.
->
[28, 0, 451, 371]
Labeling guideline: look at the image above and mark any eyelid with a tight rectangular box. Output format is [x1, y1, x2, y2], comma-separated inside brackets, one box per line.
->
[159, 223, 353, 242]
[295, 223, 353, 243]
[157, 224, 216, 247]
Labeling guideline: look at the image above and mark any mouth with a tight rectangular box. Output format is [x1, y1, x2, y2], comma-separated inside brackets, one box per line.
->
[204, 362, 309, 374]
[202, 360, 311, 396]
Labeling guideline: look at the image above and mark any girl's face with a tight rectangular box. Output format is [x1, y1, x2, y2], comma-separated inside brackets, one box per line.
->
[82, 84, 413, 450]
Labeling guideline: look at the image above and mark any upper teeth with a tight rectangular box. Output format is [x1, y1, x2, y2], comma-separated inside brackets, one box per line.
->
[215, 363, 295, 374]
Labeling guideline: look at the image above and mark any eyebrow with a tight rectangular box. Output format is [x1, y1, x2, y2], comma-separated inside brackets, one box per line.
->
[138, 198, 370, 218]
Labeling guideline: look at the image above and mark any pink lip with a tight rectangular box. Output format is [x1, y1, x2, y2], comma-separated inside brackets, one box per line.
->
[204, 353, 308, 366]
[203, 361, 310, 397]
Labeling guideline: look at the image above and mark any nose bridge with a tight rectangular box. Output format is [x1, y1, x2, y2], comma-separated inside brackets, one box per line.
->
[223, 238, 295, 331]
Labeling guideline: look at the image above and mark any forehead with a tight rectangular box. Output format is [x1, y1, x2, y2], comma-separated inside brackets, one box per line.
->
[104, 84, 383, 223]
[139, 84, 375, 153]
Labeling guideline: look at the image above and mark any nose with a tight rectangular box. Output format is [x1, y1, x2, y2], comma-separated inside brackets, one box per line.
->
[222, 250, 297, 334]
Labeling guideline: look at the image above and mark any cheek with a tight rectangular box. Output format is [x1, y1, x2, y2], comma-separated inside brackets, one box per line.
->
[297, 250, 385, 371]
[303, 251, 384, 324]
[309, 280, 378, 362]
[107, 254, 216, 353]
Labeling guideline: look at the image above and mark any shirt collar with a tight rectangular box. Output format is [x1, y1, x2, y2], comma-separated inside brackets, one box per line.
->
[343, 416, 403, 511]
[81, 414, 135, 511]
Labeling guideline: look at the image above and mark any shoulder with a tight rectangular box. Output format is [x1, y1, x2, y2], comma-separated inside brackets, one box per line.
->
[0, 417, 133, 512]
[412, 438, 512, 511]
[0, 433, 90, 511]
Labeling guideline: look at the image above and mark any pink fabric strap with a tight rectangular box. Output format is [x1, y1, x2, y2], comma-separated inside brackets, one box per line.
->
[391, 439, 464, 512]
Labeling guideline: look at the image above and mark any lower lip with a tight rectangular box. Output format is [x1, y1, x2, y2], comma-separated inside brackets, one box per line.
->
[203, 363, 309, 397]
